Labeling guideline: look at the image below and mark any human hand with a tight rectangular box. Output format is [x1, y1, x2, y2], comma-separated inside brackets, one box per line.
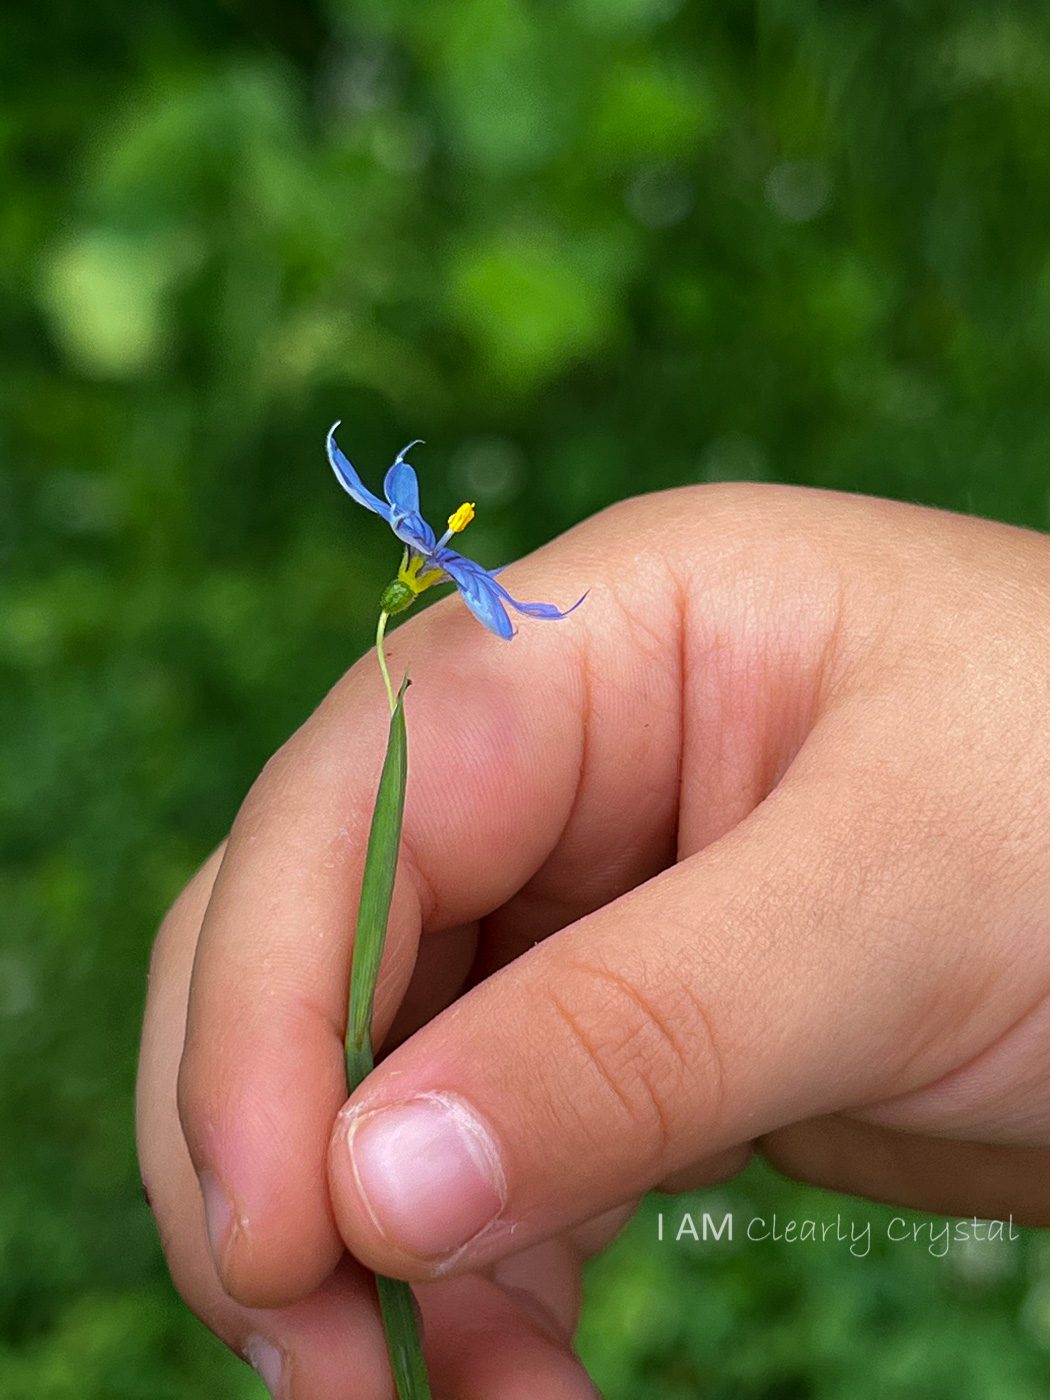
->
[137, 484, 1050, 1398]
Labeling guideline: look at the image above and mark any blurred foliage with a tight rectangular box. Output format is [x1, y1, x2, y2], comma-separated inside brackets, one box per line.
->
[580, 1177, 1050, 1400]
[2, 0, 1049, 1395]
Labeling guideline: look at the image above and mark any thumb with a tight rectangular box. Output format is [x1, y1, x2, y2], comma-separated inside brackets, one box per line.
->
[326, 723, 981, 1281]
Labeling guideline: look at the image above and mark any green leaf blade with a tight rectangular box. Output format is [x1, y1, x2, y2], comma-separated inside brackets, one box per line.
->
[343, 676, 430, 1400]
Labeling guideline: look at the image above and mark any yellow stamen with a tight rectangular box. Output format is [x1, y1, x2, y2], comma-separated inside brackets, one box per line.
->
[447, 501, 476, 534]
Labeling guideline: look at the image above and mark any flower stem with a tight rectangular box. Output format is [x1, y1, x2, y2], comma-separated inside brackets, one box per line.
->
[376, 609, 396, 714]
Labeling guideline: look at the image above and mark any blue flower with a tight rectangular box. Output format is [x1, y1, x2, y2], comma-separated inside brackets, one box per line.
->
[327, 423, 584, 639]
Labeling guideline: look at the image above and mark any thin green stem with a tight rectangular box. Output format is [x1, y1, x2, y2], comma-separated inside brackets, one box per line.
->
[376, 609, 396, 714]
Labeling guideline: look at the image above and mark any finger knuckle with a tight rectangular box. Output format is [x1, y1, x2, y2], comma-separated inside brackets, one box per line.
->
[545, 956, 724, 1174]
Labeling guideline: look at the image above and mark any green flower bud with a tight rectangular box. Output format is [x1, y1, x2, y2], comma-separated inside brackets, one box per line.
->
[379, 579, 415, 615]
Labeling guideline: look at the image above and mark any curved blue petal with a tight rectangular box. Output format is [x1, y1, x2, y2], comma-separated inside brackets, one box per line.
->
[489, 573, 588, 622]
[382, 440, 436, 551]
[383, 441, 424, 515]
[438, 552, 514, 638]
[326, 423, 391, 520]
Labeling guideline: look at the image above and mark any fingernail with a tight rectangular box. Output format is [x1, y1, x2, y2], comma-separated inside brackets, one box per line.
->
[347, 1092, 506, 1261]
[245, 1335, 286, 1398]
[199, 1170, 234, 1271]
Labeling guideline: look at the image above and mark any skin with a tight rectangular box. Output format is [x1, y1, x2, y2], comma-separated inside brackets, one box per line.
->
[136, 485, 1050, 1399]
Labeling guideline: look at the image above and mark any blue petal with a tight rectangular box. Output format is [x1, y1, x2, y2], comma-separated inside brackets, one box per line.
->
[489, 573, 588, 622]
[391, 512, 437, 552]
[439, 553, 514, 638]
[383, 440, 436, 552]
[383, 441, 424, 515]
[326, 423, 391, 520]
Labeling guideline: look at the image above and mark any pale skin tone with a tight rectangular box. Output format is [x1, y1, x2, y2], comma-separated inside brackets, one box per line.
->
[137, 485, 1050, 1399]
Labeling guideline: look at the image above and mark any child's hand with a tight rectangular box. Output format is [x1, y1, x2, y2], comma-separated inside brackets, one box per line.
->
[137, 485, 1050, 1399]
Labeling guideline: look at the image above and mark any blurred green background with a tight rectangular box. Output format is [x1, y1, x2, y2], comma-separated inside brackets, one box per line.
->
[3, 0, 1050, 1395]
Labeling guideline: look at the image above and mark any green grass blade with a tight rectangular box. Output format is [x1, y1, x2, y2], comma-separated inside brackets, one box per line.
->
[346, 675, 409, 1080]
[376, 1274, 432, 1397]
[344, 675, 431, 1399]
